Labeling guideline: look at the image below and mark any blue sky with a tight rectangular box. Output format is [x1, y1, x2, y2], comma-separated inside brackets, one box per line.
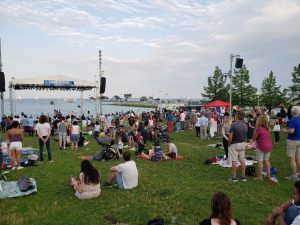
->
[0, 0, 300, 99]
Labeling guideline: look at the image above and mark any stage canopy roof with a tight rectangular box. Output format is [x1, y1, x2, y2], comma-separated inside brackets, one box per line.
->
[9, 75, 97, 91]
[203, 100, 230, 108]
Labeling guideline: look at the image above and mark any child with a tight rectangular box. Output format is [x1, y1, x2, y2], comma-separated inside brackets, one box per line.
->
[272, 115, 281, 144]
[253, 115, 273, 181]
[117, 137, 124, 154]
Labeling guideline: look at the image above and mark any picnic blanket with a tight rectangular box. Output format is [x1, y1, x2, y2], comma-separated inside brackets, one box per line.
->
[136, 154, 191, 161]
[207, 143, 256, 150]
[0, 178, 37, 199]
[212, 158, 257, 168]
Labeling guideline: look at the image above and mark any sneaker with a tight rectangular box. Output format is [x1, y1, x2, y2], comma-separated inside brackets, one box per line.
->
[17, 166, 24, 170]
[49, 160, 54, 163]
[240, 176, 247, 182]
[129, 147, 136, 151]
[253, 177, 263, 181]
[39, 161, 44, 164]
[285, 176, 300, 181]
[228, 177, 238, 182]
[11, 167, 16, 170]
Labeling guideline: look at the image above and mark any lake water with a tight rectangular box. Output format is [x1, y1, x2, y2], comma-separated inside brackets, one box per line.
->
[2, 99, 155, 117]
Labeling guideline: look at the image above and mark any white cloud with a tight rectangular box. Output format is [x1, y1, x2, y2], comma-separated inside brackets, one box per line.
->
[0, 0, 299, 98]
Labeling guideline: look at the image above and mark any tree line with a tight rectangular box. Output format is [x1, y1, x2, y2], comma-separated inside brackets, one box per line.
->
[201, 63, 300, 110]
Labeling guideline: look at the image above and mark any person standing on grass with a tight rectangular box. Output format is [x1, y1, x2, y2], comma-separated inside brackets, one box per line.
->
[195, 114, 201, 138]
[272, 115, 281, 144]
[7, 120, 24, 170]
[105, 151, 138, 190]
[36, 115, 52, 163]
[167, 113, 174, 133]
[71, 160, 101, 200]
[199, 113, 208, 141]
[200, 191, 241, 225]
[252, 115, 273, 181]
[222, 114, 231, 160]
[228, 111, 248, 182]
[284, 106, 300, 181]
[266, 181, 300, 225]
[57, 117, 67, 150]
[70, 120, 80, 151]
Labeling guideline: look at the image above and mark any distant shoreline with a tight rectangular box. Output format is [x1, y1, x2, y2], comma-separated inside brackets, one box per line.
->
[109, 102, 157, 109]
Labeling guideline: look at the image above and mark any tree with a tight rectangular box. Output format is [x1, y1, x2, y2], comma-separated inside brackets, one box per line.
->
[140, 96, 148, 102]
[287, 63, 300, 104]
[231, 65, 257, 107]
[202, 66, 228, 102]
[260, 71, 286, 111]
[113, 95, 121, 101]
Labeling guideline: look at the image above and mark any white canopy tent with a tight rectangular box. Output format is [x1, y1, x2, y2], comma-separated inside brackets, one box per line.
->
[8, 75, 99, 116]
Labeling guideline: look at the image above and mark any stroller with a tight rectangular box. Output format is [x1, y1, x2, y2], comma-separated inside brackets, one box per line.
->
[94, 137, 120, 161]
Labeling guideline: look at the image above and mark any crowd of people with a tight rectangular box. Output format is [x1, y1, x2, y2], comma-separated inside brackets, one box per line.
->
[0, 103, 300, 225]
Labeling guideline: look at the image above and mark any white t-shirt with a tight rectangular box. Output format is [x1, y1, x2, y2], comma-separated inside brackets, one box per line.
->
[180, 113, 186, 122]
[195, 118, 201, 127]
[291, 214, 300, 225]
[168, 143, 178, 154]
[116, 161, 138, 189]
[36, 123, 51, 137]
[72, 125, 80, 135]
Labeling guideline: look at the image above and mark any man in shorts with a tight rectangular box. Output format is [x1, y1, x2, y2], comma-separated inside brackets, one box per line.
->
[105, 151, 138, 190]
[228, 111, 248, 182]
[285, 106, 300, 181]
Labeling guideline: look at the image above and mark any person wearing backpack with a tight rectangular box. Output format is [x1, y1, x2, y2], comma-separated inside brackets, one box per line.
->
[252, 115, 273, 181]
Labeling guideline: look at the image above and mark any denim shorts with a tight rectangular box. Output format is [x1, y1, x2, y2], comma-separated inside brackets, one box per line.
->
[70, 134, 79, 142]
[116, 173, 125, 190]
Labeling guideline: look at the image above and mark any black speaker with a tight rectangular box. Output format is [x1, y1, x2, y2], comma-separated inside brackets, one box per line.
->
[235, 58, 243, 68]
[0, 72, 5, 92]
[100, 77, 106, 94]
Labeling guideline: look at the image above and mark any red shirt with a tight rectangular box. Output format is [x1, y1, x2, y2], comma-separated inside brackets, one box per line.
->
[255, 127, 272, 152]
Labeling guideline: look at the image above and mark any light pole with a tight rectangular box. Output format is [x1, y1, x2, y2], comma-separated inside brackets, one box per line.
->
[229, 54, 241, 119]
[257, 90, 261, 108]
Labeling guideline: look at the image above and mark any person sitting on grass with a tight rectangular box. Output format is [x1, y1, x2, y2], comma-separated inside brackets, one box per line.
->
[104, 151, 138, 190]
[266, 181, 300, 225]
[166, 140, 177, 159]
[200, 191, 241, 225]
[141, 139, 163, 161]
[252, 115, 273, 181]
[78, 132, 89, 147]
[71, 160, 101, 200]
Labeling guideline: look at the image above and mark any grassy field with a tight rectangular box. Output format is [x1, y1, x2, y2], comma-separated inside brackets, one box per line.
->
[0, 130, 293, 225]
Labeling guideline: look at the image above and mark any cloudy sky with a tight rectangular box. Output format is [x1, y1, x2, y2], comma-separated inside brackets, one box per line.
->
[0, 0, 300, 99]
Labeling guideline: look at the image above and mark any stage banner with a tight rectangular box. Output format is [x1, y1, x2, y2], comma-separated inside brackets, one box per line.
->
[44, 80, 75, 87]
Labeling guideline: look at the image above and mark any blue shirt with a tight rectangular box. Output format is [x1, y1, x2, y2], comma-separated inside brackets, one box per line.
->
[199, 116, 208, 126]
[288, 117, 300, 141]
[167, 114, 173, 122]
[284, 204, 300, 225]
[151, 146, 163, 161]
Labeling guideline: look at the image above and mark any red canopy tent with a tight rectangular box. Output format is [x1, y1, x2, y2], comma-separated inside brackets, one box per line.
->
[203, 100, 230, 108]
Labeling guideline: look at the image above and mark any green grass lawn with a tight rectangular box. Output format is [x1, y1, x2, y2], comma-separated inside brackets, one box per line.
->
[0, 131, 293, 225]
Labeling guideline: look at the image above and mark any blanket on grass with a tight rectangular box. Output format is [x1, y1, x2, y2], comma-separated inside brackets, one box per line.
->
[212, 158, 257, 168]
[207, 143, 257, 150]
[136, 154, 191, 161]
[0, 178, 37, 199]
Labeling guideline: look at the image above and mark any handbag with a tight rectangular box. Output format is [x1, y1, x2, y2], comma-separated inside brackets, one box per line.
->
[273, 124, 281, 132]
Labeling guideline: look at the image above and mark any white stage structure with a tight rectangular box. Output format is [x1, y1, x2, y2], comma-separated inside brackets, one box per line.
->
[8, 75, 98, 116]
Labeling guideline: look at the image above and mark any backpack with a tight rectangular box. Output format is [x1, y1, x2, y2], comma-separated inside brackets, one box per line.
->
[147, 218, 164, 225]
[246, 166, 257, 177]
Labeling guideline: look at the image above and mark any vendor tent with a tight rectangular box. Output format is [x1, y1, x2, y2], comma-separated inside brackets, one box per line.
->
[203, 100, 230, 108]
[8, 75, 98, 115]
